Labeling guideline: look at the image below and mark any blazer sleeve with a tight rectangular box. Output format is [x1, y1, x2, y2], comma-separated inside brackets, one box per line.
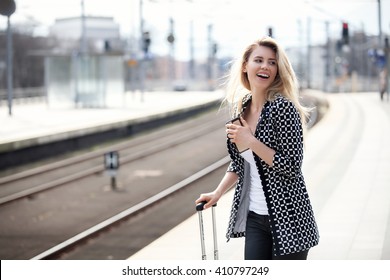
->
[272, 99, 304, 178]
[227, 161, 238, 173]
[226, 138, 239, 173]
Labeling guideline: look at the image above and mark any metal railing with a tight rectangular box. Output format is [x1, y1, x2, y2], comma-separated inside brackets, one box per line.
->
[0, 87, 45, 104]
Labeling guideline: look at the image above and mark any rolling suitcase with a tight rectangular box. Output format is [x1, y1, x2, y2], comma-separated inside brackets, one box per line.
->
[196, 201, 218, 260]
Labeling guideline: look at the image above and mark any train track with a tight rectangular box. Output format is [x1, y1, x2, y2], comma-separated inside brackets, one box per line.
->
[31, 157, 230, 260]
[0, 108, 229, 259]
[0, 109, 226, 206]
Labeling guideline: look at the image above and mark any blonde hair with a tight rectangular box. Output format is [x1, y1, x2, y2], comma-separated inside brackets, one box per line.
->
[223, 36, 310, 126]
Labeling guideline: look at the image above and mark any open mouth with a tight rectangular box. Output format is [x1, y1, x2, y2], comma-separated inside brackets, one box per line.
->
[256, 73, 270, 79]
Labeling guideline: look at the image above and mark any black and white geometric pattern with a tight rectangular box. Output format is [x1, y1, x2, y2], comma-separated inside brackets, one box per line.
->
[225, 94, 319, 257]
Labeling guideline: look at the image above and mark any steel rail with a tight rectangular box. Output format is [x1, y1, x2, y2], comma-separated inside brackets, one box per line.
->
[30, 156, 230, 260]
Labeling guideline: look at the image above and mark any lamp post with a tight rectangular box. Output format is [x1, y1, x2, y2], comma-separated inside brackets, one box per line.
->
[377, 0, 383, 48]
[139, 0, 145, 102]
[0, 0, 16, 116]
[80, 0, 87, 54]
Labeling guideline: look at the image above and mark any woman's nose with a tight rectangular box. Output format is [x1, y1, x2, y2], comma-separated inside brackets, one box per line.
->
[260, 63, 268, 70]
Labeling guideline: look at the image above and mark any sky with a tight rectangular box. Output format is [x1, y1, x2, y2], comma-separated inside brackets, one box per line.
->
[1, 0, 390, 60]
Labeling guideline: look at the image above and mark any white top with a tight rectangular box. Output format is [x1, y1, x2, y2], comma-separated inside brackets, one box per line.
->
[240, 149, 268, 215]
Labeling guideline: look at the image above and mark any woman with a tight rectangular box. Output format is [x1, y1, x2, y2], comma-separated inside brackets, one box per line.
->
[195, 37, 319, 260]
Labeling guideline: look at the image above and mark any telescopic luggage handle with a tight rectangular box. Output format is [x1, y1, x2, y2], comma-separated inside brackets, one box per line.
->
[196, 201, 217, 211]
[195, 201, 218, 260]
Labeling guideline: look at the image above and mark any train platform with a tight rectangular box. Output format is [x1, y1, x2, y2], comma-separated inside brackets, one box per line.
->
[128, 91, 390, 260]
[0, 90, 223, 151]
[0, 90, 224, 170]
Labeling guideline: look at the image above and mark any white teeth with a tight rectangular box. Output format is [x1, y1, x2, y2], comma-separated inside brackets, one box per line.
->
[257, 73, 269, 78]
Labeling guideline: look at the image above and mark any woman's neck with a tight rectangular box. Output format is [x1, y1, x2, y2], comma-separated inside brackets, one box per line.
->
[250, 89, 267, 114]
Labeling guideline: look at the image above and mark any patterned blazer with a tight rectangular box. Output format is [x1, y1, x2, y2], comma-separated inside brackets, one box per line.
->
[226, 93, 319, 256]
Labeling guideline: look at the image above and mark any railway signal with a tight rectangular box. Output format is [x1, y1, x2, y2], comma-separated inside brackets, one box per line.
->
[268, 27, 273, 38]
[104, 151, 119, 190]
[342, 22, 349, 45]
[142, 31, 151, 54]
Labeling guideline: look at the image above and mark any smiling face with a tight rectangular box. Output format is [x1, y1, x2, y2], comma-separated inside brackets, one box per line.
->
[243, 45, 278, 92]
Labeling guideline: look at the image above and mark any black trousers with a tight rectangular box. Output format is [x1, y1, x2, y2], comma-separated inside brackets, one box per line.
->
[244, 211, 309, 260]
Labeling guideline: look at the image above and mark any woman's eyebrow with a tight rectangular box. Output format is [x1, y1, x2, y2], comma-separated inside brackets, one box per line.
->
[253, 55, 276, 60]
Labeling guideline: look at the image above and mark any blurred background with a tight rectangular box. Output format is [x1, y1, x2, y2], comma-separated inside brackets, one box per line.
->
[0, 0, 389, 100]
[1, 0, 390, 261]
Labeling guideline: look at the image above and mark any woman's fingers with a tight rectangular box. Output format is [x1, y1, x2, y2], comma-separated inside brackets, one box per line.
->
[226, 124, 238, 139]
[195, 193, 217, 209]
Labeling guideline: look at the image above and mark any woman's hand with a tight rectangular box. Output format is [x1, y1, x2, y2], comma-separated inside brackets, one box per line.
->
[195, 190, 221, 210]
[226, 117, 255, 151]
